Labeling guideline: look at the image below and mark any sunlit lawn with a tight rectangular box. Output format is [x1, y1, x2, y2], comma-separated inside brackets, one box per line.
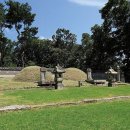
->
[0, 77, 130, 130]
[0, 100, 130, 130]
[0, 85, 130, 107]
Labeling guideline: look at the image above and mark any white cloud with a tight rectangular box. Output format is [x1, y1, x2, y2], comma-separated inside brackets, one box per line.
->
[68, 0, 108, 8]
[39, 36, 45, 40]
[39, 36, 52, 41]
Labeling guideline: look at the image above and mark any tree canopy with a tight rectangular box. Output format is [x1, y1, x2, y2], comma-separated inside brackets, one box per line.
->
[0, 0, 130, 81]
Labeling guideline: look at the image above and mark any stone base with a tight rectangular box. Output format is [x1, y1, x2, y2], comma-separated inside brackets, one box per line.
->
[38, 81, 55, 87]
[55, 83, 64, 89]
[108, 82, 112, 87]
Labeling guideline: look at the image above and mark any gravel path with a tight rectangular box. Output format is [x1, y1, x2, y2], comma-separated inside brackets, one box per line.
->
[0, 105, 31, 111]
[0, 96, 130, 112]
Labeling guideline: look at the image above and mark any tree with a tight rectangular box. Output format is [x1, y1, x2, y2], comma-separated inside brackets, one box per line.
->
[0, 3, 13, 67]
[0, 3, 6, 66]
[0, 36, 14, 66]
[52, 28, 76, 50]
[5, 0, 38, 67]
[31, 39, 54, 67]
[6, 0, 36, 39]
[18, 27, 38, 66]
[100, 0, 130, 81]
[80, 33, 93, 71]
[0, 3, 6, 35]
[91, 24, 118, 70]
[52, 28, 77, 67]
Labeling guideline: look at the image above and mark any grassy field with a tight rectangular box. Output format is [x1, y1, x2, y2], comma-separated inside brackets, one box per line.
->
[0, 77, 130, 130]
[0, 77, 38, 90]
[0, 77, 79, 91]
[0, 100, 130, 130]
[0, 85, 130, 106]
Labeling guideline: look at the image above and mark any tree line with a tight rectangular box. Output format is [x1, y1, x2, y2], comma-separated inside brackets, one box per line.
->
[0, 0, 130, 81]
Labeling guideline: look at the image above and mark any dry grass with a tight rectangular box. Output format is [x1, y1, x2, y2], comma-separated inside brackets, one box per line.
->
[13, 66, 87, 87]
[63, 68, 87, 81]
[13, 66, 40, 82]
[45, 71, 54, 82]
[0, 77, 85, 90]
[0, 77, 38, 90]
[13, 66, 54, 82]
[63, 80, 78, 87]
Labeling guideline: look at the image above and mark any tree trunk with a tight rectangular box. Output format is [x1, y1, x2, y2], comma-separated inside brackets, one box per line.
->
[21, 51, 25, 67]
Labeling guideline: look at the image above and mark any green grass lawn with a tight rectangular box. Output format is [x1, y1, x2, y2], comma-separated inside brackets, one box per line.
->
[0, 78, 130, 130]
[0, 85, 130, 106]
[0, 100, 130, 130]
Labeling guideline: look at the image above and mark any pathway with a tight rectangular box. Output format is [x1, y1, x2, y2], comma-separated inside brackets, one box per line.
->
[0, 96, 130, 112]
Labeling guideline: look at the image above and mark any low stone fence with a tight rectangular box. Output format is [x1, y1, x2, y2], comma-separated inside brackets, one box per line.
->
[0, 67, 23, 75]
[92, 72, 107, 80]
[90, 70, 125, 82]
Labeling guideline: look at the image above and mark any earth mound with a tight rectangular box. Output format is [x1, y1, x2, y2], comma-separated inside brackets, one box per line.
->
[14, 66, 54, 82]
[63, 68, 87, 81]
[13, 66, 41, 82]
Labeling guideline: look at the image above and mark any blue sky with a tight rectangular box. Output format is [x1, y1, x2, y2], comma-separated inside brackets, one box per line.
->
[1, 0, 108, 43]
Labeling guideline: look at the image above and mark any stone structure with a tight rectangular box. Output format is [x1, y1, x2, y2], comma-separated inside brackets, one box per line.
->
[53, 65, 65, 89]
[0, 67, 22, 76]
[121, 71, 125, 82]
[39, 65, 65, 89]
[117, 66, 125, 82]
[87, 68, 93, 81]
[117, 66, 121, 82]
[105, 67, 117, 87]
[40, 67, 47, 84]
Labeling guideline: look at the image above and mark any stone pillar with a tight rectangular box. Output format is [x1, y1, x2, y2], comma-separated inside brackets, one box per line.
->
[87, 68, 93, 81]
[40, 67, 47, 84]
[117, 66, 120, 82]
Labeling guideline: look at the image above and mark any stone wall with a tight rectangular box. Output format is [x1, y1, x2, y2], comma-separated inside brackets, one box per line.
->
[0, 70, 20, 75]
[0, 67, 23, 75]
[92, 71, 125, 82]
[92, 72, 107, 80]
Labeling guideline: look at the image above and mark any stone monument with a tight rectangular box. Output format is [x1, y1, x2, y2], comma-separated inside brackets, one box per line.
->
[87, 68, 93, 81]
[53, 64, 65, 89]
[40, 67, 47, 84]
[105, 67, 117, 87]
